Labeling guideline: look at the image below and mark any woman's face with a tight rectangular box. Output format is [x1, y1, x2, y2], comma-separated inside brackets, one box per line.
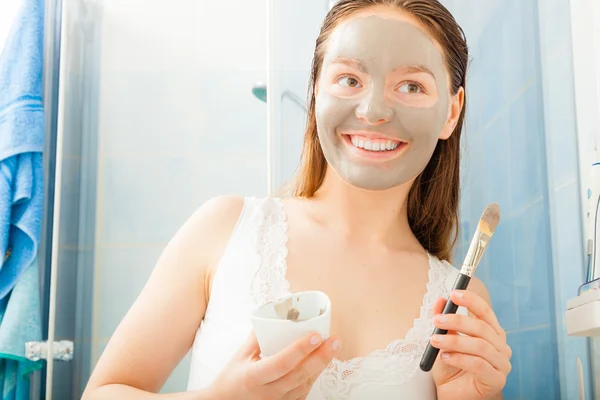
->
[316, 7, 460, 191]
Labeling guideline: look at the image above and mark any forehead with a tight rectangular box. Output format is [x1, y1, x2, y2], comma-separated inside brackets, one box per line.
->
[324, 15, 445, 70]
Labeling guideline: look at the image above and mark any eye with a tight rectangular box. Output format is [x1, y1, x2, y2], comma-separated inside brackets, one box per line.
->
[397, 82, 424, 94]
[337, 76, 362, 88]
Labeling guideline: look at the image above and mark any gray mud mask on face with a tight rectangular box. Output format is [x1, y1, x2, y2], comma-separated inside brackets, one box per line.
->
[316, 16, 450, 191]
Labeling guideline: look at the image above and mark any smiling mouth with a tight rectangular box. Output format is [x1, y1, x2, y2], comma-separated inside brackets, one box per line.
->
[342, 133, 407, 153]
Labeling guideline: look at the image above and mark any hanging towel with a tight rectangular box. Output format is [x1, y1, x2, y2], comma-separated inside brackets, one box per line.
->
[0, 0, 45, 398]
[0, 0, 45, 300]
[0, 258, 43, 400]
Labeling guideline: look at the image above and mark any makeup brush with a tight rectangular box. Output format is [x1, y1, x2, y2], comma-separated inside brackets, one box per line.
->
[419, 203, 501, 372]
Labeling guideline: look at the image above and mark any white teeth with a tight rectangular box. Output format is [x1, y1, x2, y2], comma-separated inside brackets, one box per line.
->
[349, 136, 401, 152]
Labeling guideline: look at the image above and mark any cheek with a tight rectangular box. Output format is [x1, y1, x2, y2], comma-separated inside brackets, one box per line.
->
[316, 91, 355, 135]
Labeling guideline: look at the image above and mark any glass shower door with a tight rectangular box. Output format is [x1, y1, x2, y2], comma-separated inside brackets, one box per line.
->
[43, 0, 271, 397]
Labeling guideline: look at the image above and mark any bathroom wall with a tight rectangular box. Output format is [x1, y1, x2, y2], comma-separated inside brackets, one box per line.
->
[446, 0, 560, 396]
[446, 0, 589, 398]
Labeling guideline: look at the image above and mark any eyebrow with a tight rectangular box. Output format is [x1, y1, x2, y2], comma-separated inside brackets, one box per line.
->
[331, 57, 368, 73]
[395, 65, 435, 78]
[330, 58, 435, 78]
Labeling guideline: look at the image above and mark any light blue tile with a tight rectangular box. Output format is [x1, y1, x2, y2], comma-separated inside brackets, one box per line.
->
[484, 217, 519, 332]
[482, 111, 511, 216]
[471, 14, 509, 126]
[101, 156, 198, 244]
[513, 202, 553, 328]
[540, 55, 578, 186]
[509, 83, 545, 213]
[501, 0, 538, 90]
[503, 332, 522, 399]
[537, 0, 572, 60]
[518, 327, 559, 399]
[193, 152, 268, 201]
[97, 245, 164, 340]
[101, 69, 267, 158]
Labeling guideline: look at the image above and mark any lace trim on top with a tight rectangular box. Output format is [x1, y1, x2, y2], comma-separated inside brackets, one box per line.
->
[250, 197, 454, 399]
[250, 197, 290, 306]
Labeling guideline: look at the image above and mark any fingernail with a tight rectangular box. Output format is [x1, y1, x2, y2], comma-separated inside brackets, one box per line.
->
[310, 335, 322, 345]
[436, 315, 447, 323]
[453, 291, 464, 299]
[332, 340, 342, 351]
[442, 352, 451, 359]
[432, 335, 443, 343]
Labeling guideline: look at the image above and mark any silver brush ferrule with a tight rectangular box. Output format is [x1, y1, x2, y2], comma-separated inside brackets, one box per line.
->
[460, 230, 491, 277]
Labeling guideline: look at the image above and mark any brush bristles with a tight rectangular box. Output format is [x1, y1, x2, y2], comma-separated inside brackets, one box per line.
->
[478, 203, 501, 237]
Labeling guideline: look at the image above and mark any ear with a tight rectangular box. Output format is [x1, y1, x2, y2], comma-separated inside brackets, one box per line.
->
[439, 86, 464, 140]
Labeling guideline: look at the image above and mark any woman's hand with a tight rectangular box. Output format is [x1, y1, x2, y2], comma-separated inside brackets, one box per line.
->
[431, 289, 512, 400]
[209, 332, 342, 400]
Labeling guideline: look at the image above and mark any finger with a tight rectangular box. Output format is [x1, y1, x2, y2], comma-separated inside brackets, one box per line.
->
[432, 297, 458, 335]
[430, 334, 511, 373]
[433, 313, 505, 352]
[247, 332, 324, 385]
[440, 352, 508, 388]
[433, 297, 447, 315]
[450, 291, 504, 337]
[275, 337, 340, 394]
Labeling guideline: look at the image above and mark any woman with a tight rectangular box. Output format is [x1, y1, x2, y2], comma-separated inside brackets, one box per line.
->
[83, 0, 512, 399]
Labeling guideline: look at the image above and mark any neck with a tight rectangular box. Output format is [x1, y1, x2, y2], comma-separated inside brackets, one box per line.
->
[311, 167, 420, 248]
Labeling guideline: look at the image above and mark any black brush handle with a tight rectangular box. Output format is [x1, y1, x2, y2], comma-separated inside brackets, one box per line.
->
[419, 273, 471, 372]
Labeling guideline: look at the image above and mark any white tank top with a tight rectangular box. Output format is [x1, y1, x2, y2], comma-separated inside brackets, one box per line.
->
[186, 197, 467, 399]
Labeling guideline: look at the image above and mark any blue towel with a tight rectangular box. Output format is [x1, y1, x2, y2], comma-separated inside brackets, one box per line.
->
[0, 0, 45, 398]
[0, 258, 43, 400]
[0, 0, 45, 300]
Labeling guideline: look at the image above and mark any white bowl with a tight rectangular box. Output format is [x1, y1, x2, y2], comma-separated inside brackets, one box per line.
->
[251, 291, 332, 357]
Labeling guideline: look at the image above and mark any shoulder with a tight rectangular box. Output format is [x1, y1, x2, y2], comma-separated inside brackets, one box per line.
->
[438, 260, 492, 310]
[167, 195, 246, 268]
[186, 195, 246, 254]
[467, 276, 492, 305]
[192, 195, 246, 224]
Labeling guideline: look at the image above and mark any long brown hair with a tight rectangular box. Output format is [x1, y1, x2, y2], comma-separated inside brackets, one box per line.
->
[291, 0, 468, 262]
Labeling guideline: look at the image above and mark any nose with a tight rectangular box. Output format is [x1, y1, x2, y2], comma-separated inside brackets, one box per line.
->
[355, 88, 394, 125]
